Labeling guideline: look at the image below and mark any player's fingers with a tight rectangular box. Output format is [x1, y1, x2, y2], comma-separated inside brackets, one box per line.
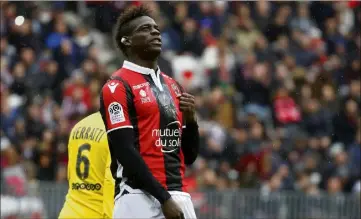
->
[180, 106, 192, 113]
[181, 93, 195, 100]
[180, 101, 195, 109]
[180, 97, 195, 104]
[179, 97, 195, 105]
[181, 93, 195, 99]
[179, 100, 193, 107]
[180, 105, 194, 113]
[179, 102, 192, 109]
[179, 105, 190, 111]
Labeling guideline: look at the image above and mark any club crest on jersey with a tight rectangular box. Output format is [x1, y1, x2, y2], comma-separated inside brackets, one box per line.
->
[171, 83, 182, 97]
[108, 102, 125, 124]
[139, 89, 151, 104]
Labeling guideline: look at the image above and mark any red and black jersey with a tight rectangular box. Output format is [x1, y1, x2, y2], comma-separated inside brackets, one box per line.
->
[100, 61, 186, 192]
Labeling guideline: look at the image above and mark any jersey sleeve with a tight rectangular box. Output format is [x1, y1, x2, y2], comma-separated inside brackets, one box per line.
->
[103, 153, 115, 218]
[67, 126, 78, 181]
[100, 80, 133, 133]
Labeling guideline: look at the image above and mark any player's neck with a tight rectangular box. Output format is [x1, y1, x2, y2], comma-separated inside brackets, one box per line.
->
[127, 56, 158, 71]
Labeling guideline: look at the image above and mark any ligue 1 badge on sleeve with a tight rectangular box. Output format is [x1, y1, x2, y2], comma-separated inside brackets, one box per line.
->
[108, 102, 125, 124]
[171, 83, 182, 97]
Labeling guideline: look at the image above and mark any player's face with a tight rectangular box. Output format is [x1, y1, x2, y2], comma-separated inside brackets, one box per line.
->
[129, 16, 162, 59]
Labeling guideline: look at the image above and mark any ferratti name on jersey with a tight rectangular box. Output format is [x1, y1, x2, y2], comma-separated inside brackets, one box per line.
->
[71, 126, 106, 143]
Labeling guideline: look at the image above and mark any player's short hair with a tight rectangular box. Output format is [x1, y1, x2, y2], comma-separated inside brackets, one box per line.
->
[114, 5, 152, 56]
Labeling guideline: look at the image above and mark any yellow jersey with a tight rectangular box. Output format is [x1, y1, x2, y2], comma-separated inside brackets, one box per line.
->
[58, 112, 114, 219]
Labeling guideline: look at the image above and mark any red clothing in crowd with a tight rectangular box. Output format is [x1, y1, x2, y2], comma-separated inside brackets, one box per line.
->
[273, 95, 301, 125]
[348, 0, 361, 8]
[63, 84, 92, 110]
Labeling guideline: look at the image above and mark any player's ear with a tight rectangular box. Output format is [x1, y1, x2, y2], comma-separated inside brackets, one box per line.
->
[121, 37, 131, 46]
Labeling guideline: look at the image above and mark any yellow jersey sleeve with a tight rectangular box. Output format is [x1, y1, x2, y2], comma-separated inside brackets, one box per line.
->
[103, 154, 115, 218]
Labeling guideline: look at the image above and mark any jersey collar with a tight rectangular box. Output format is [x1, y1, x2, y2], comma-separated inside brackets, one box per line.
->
[123, 60, 160, 76]
[122, 60, 163, 91]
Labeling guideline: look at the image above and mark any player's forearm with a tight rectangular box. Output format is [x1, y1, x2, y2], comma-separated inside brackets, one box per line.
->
[108, 129, 171, 204]
[181, 121, 199, 165]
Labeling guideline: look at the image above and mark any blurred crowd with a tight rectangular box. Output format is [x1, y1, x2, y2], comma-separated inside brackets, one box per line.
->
[1, 1, 360, 199]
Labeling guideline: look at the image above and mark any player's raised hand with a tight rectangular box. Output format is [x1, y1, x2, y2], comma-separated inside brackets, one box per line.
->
[179, 93, 196, 123]
[161, 198, 185, 219]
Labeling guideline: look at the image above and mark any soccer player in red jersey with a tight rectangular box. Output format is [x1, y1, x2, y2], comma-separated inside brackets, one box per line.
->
[99, 5, 199, 219]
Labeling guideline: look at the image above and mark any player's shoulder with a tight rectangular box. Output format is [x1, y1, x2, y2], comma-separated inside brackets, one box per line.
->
[83, 112, 103, 125]
[72, 112, 104, 131]
[161, 72, 184, 90]
[102, 68, 132, 94]
[69, 112, 108, 146]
